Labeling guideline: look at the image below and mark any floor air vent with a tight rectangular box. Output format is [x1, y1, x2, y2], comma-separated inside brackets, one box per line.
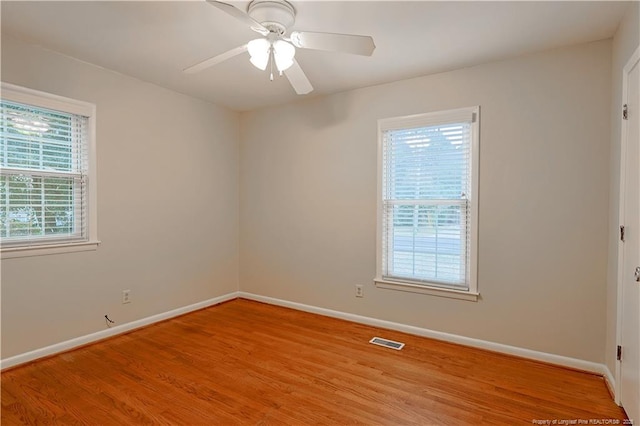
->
[369, 337, 405, 350]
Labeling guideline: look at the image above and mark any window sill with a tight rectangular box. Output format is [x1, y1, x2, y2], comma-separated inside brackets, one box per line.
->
[374, 278, 479, 302]
[1, 240, 101, 259]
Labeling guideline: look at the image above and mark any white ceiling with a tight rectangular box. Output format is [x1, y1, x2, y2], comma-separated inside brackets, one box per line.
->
[1, 1, 630, 112]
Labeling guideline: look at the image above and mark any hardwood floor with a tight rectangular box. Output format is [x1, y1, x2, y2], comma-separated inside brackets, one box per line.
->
[1, 299, 627, 425]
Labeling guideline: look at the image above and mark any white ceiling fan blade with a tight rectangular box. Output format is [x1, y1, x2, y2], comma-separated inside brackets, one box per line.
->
[284, 59, 313, 95]
[184, 44, 248, 74]
[290, 31, 375, 56]
[206, 1, 269, 36]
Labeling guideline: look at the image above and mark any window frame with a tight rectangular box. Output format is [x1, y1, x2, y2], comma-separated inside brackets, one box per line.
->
[1, 82, 98, 258]
[374, 106, 480, 301]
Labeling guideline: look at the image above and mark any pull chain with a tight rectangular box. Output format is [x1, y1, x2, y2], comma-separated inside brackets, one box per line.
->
[269, 47, 274, 81]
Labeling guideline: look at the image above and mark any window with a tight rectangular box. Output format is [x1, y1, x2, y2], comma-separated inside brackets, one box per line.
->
[1, 83, 98, 258]
[375, 107, 479, 300]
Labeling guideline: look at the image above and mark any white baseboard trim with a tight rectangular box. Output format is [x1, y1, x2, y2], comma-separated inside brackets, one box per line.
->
[239, 292, 608, 376]
[1, 291, 239, 371]
[3, 290, 613, 386]
[602, 365, 617, 400]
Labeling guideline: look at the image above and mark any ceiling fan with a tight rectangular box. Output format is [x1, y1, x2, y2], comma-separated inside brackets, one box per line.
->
[184, 0, 376, 95]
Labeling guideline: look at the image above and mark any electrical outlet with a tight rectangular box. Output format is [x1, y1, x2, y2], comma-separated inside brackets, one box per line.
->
[355, 285, 364, 298]
[122, 289, 131, 304]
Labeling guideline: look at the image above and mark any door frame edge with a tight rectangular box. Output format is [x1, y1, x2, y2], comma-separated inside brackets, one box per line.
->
[615, 44, 640, 406]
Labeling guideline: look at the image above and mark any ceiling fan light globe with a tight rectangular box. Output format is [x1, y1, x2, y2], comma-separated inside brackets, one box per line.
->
[247, 38, 269, 56]
[273, 39, 295, 71]
[247, 38, 270, 70]
[275, 57, 294, 72]
[273, 39, 295, 57]
[289, 31, 303, 48]
[250, 55, 269, 70]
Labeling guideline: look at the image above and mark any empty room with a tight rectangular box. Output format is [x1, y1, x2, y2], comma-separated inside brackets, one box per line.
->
[1, 0, 639, 424]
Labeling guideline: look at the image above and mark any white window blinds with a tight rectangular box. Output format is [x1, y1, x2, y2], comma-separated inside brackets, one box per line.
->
[1, 98, 89, 247]
[378, 107, 478, 291]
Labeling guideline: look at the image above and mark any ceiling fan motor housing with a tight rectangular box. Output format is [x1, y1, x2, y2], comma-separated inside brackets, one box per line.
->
[247, 0, 295, 34]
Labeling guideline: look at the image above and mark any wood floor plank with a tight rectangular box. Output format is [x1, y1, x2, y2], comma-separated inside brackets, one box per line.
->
[1, 299, 628, 425]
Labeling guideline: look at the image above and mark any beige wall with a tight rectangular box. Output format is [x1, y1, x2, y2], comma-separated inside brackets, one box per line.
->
[240, 40, 613, 363]
[1, 36, 240, 358]
[606, 2, 640, 376]
[0, 32, 621, 366]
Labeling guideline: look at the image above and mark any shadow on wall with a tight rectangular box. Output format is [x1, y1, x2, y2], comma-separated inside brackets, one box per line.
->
[293, 90, 355, 129]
